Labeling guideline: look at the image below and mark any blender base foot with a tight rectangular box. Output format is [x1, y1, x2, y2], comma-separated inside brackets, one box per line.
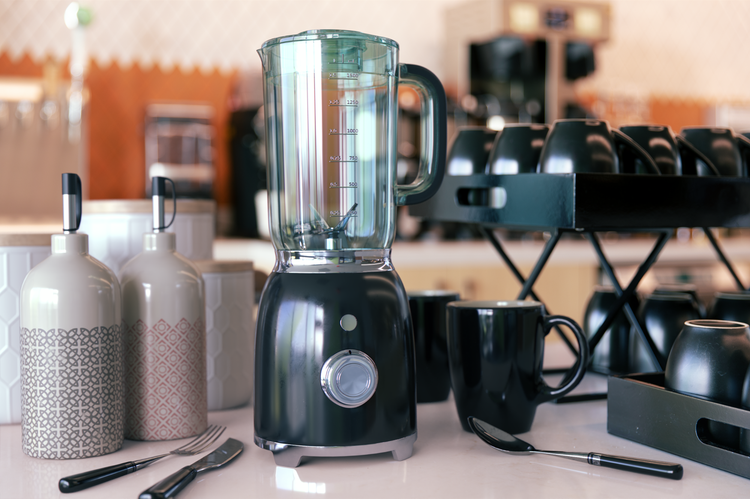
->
[255, 432, 417, 468]
[391, 444, 413, 461]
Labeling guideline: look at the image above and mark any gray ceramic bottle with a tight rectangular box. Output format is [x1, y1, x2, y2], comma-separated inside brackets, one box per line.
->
[119, 177, 207, 441]
[20, 173, 124, 459]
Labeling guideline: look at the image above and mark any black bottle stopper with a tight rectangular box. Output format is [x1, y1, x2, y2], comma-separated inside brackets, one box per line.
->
[151, 176, 176, 232]
[62, 173, 82, 234]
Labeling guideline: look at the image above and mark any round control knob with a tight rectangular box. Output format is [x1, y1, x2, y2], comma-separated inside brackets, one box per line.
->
[320, 350, 378, 408]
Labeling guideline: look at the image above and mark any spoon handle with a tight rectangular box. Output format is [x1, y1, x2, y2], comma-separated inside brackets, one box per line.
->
[590, 453, 683, 480]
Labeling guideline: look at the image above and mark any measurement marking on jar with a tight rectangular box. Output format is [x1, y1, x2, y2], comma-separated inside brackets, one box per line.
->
[328, 99, 359, 107]
[328, 72, 360, 80]
[329, 182, 358, 189]
[329, 155, 359, 163]
[329, 128, 358, 136]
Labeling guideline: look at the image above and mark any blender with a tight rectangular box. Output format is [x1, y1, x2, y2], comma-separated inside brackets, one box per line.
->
[255, 30, 446, 467]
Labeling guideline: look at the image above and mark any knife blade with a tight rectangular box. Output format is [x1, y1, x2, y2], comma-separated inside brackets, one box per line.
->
[139, 438, 244, 499]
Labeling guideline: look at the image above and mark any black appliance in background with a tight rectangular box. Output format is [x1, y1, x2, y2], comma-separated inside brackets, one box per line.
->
[469, 36, 595, 123]
[445, 0, 611, 124]
[566, 41, 596, 80]
[229, 107, 266, 238]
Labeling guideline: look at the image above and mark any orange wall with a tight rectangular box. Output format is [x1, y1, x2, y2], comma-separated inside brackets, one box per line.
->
[0, 53, 236, 206]
[2, 51, 715, 208]
[577, 91, 710, 131]
[0, 53, 43, 78]
[649, 98, 708, 132]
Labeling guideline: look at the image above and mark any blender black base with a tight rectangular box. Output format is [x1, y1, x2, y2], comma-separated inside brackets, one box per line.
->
[255, 432, 417, 468]
[254, 269, 417, 460]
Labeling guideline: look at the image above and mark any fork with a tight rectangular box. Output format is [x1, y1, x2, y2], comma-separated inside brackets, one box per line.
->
[58, 425, 226, 493]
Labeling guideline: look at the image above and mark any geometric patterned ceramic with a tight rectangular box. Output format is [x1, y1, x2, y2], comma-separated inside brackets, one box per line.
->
[124, 318, 207, 441]
[0, 236, 51, 425]
[79, 199, 215, 275]
[20, 325, 124, 459]
[196, 261, 255, 411]
[119, 231, 207, 441]
[19, 232, 123, 459]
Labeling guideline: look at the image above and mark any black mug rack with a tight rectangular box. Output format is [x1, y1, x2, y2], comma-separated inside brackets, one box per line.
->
[410, 172, 750, 383]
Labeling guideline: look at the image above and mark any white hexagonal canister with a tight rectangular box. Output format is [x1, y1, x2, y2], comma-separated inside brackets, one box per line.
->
[79, 199, 215, 275]
[0, 234, 51, 425]
[195, 260, 254, 411]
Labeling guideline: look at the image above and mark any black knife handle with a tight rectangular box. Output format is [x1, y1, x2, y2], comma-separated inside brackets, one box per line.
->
[589, 453, 684, 480]
[59, 461, 138, 493]
[139, 467, 197, 499]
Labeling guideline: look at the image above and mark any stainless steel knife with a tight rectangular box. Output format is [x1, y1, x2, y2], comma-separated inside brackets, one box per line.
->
[139, 438, 244, 499]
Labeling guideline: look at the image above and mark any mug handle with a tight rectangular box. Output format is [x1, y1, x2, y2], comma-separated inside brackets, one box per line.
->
[675, 135, 721, 176]
[735, 134, 750, 177]
[612, 129, 661, 175]
[536, 315, 590, 404]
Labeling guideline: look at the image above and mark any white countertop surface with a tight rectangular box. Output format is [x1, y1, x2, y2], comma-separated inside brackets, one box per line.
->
[2, 343, 749, 498]
[213, 235, 750, 273]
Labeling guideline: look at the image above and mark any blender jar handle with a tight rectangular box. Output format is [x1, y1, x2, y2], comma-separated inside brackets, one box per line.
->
[395, 64, 447, 206]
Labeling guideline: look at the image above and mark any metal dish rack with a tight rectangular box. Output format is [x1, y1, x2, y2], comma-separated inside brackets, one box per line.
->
[410, 172, 750, 374]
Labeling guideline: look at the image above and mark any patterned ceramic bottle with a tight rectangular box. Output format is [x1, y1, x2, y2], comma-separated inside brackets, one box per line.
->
[120, 177, 207, 441]
[20, 173, 124, 459]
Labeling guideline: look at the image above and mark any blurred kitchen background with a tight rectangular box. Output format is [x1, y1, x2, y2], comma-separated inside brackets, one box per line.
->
[3, 0, 750, 321]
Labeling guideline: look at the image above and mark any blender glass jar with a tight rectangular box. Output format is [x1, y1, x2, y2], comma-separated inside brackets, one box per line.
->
[258, 30, 445, 257]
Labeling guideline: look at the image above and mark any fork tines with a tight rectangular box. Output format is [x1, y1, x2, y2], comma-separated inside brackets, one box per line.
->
[174, 425, 227, 455]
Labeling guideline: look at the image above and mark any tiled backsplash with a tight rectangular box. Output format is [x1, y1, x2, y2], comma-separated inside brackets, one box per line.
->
[1, 0, 749, 214]
[1, 0, 749, 102]
[0, 0, 460, 76]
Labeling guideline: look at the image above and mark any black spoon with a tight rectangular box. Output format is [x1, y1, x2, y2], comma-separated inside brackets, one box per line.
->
[467, 417, 683, 480]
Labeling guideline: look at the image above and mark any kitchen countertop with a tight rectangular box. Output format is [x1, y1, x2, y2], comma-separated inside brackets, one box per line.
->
[4, 219, 750, 274]
[2, 343, 748, 498]
[213, 235, 750, 275]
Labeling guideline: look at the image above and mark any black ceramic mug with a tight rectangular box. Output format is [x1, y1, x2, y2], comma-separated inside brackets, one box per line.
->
[619, 125, 721, 176]
[709, 291, 750, 324]
[680, 127, 750, 177]
[665, 319, 750, 449]
[653, 283, 705, 318]
[408, 290, 461, 403]
[583, 286, 638, 375]
[630, 293, 701, 373]
[486, 124, 549, 174]
[447, 300, 589, 434]
[447, 127, 498, 176]
[538, 119, 660, 174]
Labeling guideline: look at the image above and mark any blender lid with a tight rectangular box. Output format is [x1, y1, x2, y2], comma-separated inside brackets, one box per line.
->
[261, 29, 398, 50]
